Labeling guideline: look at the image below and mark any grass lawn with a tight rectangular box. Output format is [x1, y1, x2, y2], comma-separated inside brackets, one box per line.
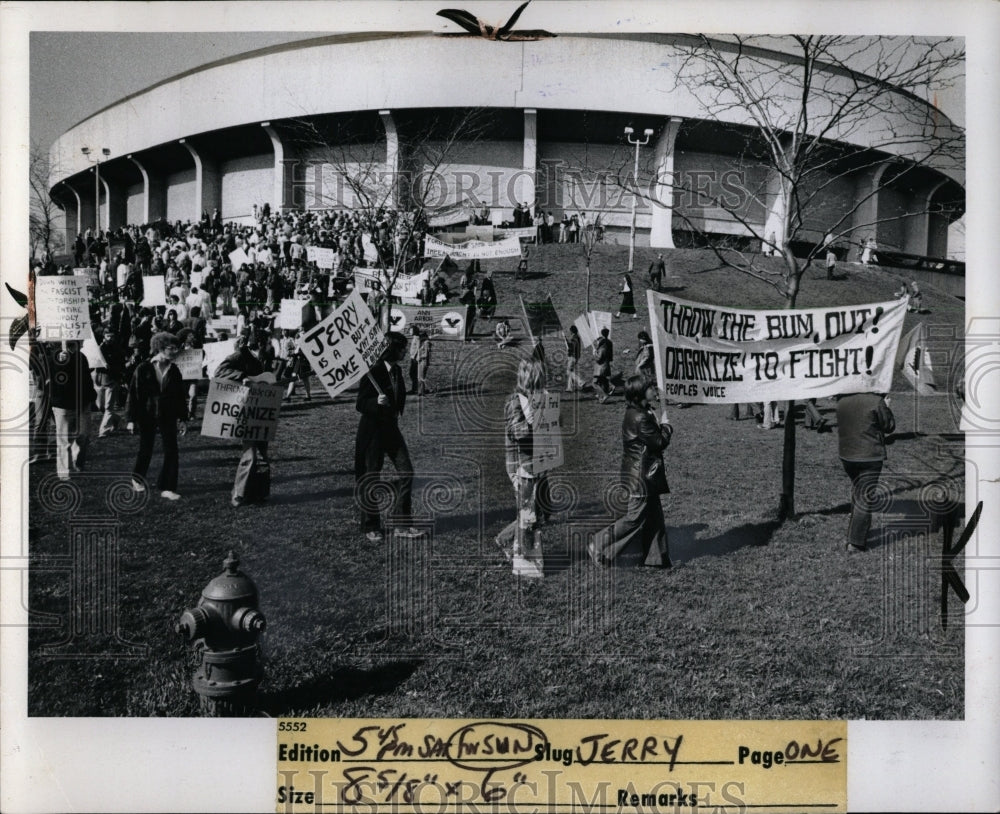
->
[28, 244, 966, 718]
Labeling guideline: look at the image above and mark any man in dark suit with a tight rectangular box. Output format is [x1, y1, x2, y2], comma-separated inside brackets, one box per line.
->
[355, 332, 422, 540]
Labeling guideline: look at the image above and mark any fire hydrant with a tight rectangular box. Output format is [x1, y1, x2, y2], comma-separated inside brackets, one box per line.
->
[176, 550, 266, 716]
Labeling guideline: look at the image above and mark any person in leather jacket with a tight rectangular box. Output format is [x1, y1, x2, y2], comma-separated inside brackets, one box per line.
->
[588, 375, 673, 567]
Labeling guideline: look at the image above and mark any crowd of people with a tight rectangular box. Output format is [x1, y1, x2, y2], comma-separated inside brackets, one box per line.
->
[28, 203, 902, 573]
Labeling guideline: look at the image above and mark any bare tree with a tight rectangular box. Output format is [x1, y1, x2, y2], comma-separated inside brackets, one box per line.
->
[285, 109, 493, 329]
[659, 35, 965, 519]
[29, 141, 63, 260]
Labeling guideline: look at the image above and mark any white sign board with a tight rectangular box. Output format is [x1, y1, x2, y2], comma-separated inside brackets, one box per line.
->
[297, 288, 387, 398]
[201, 378, 283, 442]
[531, 391, 563, 474]
[35, 276, 92, 341]
[202, 340, 236, 378]
[174, 348, 205, 380]
[228, 247, 251, 269]
[277, 299, 310, 331]
[141, 275, 167, 308]
[306, 245, 336, 269]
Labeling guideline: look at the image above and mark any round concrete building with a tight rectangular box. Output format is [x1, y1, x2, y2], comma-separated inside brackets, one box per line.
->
[48, 33, 964, 259]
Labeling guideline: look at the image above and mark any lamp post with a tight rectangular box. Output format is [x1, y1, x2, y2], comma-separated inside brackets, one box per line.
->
[80, 146, 111, 233]
[624, 127, 654, 274]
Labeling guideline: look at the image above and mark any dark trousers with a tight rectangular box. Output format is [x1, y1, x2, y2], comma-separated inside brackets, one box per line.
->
[357, 430, 413, 531]
[842, 459, 884, 548]
[133, 416, 179, 492]
[590, 492, 670, 567]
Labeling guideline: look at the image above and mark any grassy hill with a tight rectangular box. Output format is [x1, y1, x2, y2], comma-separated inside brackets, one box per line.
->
[28, 245, 966, 720]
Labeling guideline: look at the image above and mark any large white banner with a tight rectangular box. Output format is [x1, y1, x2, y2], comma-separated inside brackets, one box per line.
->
[427, 202, 472, 227]
[648, 291, 907, 404]
[495, 227, 538, 240]
[387, 304, 467, 340]
[297, 288, 387, 398]
[354, 268, 391, 296]
[35, 276, 93, 341]
[423, 233, 522, 260]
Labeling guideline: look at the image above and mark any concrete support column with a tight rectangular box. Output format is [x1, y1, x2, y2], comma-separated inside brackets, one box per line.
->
[128, 156, 167, 224]
[917, 178, 950, 257]
[649, 116, 683, 249]
[73, 178, 97, 237]
[180, 139, 222, 222]
[379, 110, 400, 209]
[850, 161, 889, 255]
[103, 175, 128, 231]
[58, 183, 82, 251]
[518, 108, 538, 210]
[262, 123, 295, 213]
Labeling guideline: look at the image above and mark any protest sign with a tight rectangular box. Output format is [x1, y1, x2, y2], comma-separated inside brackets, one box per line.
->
[495, 226, 538, 240]
[141, 275, 167, 307]
[530, 391, 563, 474]
[202, 339, 236, 378]
[519, 294, 565, 343]
[277, 299, 310, 331]
[174, 348, 205, 380]
[427, 201, 472, 227]
[34, 276, 92, 341]
[387, 304, 466, 340]
[573, 314, 596, 348]
[361, 234, 380, 264]
[228, 247, 251, 269]
[898, 323, 937, 395]
[75, 267, 101, 295]
[395, 270, 430, 304]
[297, 288, 387, 398]
[201, 378, 283, 442]
[354, 268, 391, 296]
[306, 245, 336, 269]
[647, 291, 907, 404]
[423, 233, 522, 260]
[80, 336, 108, 370]
[588, 310, 613, 340]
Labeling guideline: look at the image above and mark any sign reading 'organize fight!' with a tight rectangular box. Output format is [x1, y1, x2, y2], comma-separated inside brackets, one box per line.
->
[648, 291, 907, 404]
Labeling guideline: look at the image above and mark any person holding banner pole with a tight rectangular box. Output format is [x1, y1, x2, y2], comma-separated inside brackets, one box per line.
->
[355, 332, 422, 540]
[588, 376, 672, 568]
[126, 332, 187, 499]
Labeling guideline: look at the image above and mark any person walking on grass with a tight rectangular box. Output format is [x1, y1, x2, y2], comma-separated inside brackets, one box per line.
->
[836, 391, 895, 553]
[126, 332, 187, 500]
[593, 327, 615, 403]
[588, 375, 672, 568]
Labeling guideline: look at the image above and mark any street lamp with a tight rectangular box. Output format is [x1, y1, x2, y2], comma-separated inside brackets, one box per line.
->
[624, 126, 654, 274]
[81, 146, 111, 233]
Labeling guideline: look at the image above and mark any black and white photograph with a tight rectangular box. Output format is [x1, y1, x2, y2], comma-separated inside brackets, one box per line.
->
[1, 2, 998, 812]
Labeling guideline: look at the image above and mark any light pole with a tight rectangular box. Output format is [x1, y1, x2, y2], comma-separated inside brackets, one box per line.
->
[80, 146, 111, 233]
[624, 127, 653, 274]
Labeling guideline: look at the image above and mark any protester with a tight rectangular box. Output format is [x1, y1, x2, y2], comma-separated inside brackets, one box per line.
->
[495, 319, 515, 349]
[126, 332, 187, 499]
[477, 271, 497, 319]
[565, 324, 584, 393]
[48, 341, 97, 481]
[634, 330, 655, 385]
[593, 327, 615, 402]
[28, 331, 53, 464]
[648, 253, 665, 292]
[908, 281, 923, 312]
[588, 375, 672, 567]
[407, 325, 421, 394]
[215, 335, 271, 507]
[496, 358, 551, 576]
[835, 392, 895, 552]
[354, 332, 422, 540]
[615, 274, 637, 319]
[415, 329, 434, 396]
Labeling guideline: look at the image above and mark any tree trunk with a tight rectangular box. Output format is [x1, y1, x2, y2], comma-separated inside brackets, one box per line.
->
[777, 258, 802, 520]
[585, 260, 591, 313]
